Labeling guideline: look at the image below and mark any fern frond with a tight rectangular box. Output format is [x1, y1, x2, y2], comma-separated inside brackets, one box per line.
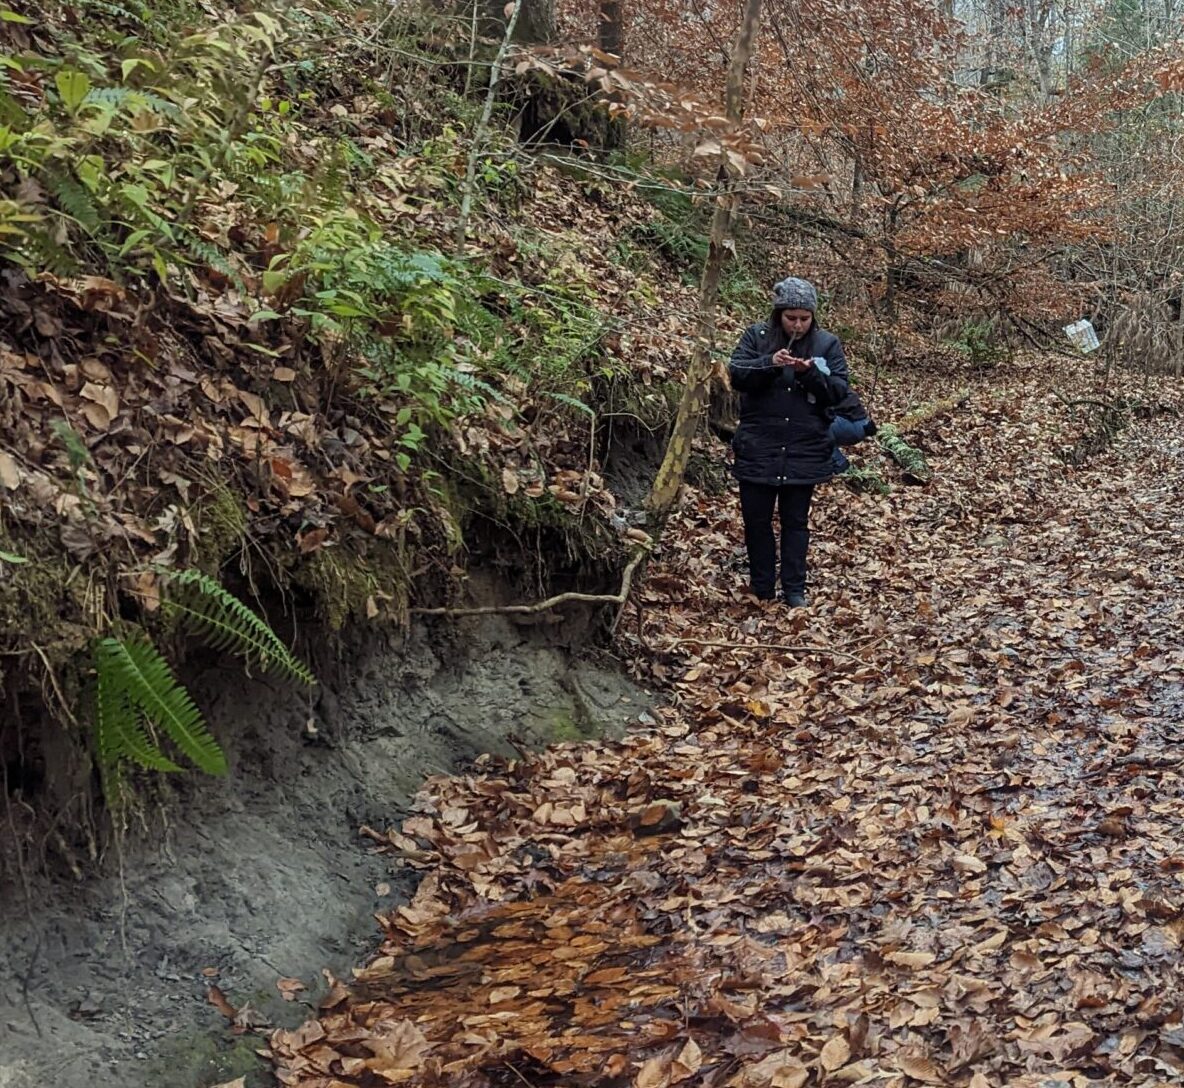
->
[98, 635, 227, 774]
[176, 229, 247, 293]
[163, 569, 316, 685]
[449, 368, 507, 404]
[47, 170, 102, 234]
[545, 390, 595, 417]
[77, 0, 148, 26]
[96, 638, 184, 772]
[123, 648, 222, 773]
[364, 246, 452, 295]
[84, 86, 181, 120]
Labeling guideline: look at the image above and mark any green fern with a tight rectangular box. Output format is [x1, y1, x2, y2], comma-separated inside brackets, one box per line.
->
[544, 390, 595, 417]
[84, 85, 181, 120]
[48, 169, 102, 234]
[93, 572, 313, 778]
[449, 367, 507, 405]
[95, 636, 225, 774]
[162, 569, 316, 685]
[76, 0, 148, 27]
[96, 640, 184, 772]
[177, 229, 247, 293]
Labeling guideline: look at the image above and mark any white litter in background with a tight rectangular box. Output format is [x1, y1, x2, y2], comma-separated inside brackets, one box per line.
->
[1064, 319, 1100, 353]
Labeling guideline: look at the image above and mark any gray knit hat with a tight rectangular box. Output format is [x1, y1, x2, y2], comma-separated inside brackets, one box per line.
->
[772, 277, 818, 312]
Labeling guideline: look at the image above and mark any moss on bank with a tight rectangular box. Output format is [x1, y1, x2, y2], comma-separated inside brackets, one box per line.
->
[142, 1029, 265, 1088]
[292, 538, 412, 631]
[188, 483, 249, 574]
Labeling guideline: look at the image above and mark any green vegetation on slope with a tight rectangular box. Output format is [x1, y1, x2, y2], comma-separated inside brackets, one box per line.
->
[0, 0, 734, 856]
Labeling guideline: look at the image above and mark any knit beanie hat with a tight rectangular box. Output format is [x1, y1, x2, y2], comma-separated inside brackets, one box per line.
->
[772, 277, 818, 312]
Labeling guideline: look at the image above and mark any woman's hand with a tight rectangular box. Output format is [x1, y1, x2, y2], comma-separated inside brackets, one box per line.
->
[773, 351, 813, 371]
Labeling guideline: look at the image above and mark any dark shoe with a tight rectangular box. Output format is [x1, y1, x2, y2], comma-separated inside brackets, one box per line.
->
[785, 592, 808, 608]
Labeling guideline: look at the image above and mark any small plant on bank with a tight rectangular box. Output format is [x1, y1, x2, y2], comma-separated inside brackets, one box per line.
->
[839, 463, 891, 495]
[947, 319, 1008, 367]
[94, 569, 315, 778]
[95, 635, 223, 774]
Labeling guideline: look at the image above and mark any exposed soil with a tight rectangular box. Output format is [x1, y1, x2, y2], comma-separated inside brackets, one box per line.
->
[0, 613, 655, 1088]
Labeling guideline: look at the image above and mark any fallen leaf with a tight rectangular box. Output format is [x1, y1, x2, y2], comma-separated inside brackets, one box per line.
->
[298, 527, 329, 554]
[80, 380, 119, 418]
[972, 928, 1008, 953]
[127, 570, 161, 613]
[885, 950, 937, 968]
[770, 1072, 809, 1088]
[207, 985, 237, 1020]
[607, 1055, 630, 1077]
[78, 401, 111, 429]
[820, 1034, 850, 1071]
[636, 1055, 671, 1088]
[231, 1000, 269, 1033]
[730, 1051, 810, 1088]
[896, 1053, 944, 1083]
[75, 275, 126, 312]
[0, 452, 21, 489]
[277, 977, 306, 1001]
[671, 1038, 702, 1081]
[365, 1019, 429, 1079]
[238, 389, 268, 424]
[953, 852, 987, 874]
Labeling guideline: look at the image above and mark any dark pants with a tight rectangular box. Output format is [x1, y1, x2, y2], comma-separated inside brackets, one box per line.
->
[738, 481, 816, 598]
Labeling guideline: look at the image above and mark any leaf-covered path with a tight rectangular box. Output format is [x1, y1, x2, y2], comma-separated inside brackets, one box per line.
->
[271, 366, 1184, 1087]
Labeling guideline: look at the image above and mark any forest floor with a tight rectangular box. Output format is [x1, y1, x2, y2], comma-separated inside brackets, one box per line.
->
[266, 355, 1184, 1088]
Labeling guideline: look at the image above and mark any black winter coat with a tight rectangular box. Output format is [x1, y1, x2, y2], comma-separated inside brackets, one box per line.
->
[728, 322, 850, 486]
[834, 385, 869, 423]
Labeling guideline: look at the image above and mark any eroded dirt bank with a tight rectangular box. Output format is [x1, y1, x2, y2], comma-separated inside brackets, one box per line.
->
[0, 614, 655, 1088]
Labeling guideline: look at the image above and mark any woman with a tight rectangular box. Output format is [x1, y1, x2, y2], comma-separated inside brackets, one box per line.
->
[728, 277, 850, 607]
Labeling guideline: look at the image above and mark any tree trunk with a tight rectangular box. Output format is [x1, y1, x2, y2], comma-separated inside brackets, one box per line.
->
[982, 0, 1007, 88]
[599, 0, 623, 56]
[516, 0, 554, 42]
[599, 0, 626, 149]
[1024, 0, 1056, 98]
[475, 0, 551, 46]
[455, 0, 522, 252]
[644, 0, 763, 527]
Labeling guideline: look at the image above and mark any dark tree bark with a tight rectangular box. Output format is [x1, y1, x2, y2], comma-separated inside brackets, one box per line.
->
[598, 0, 626, 149]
